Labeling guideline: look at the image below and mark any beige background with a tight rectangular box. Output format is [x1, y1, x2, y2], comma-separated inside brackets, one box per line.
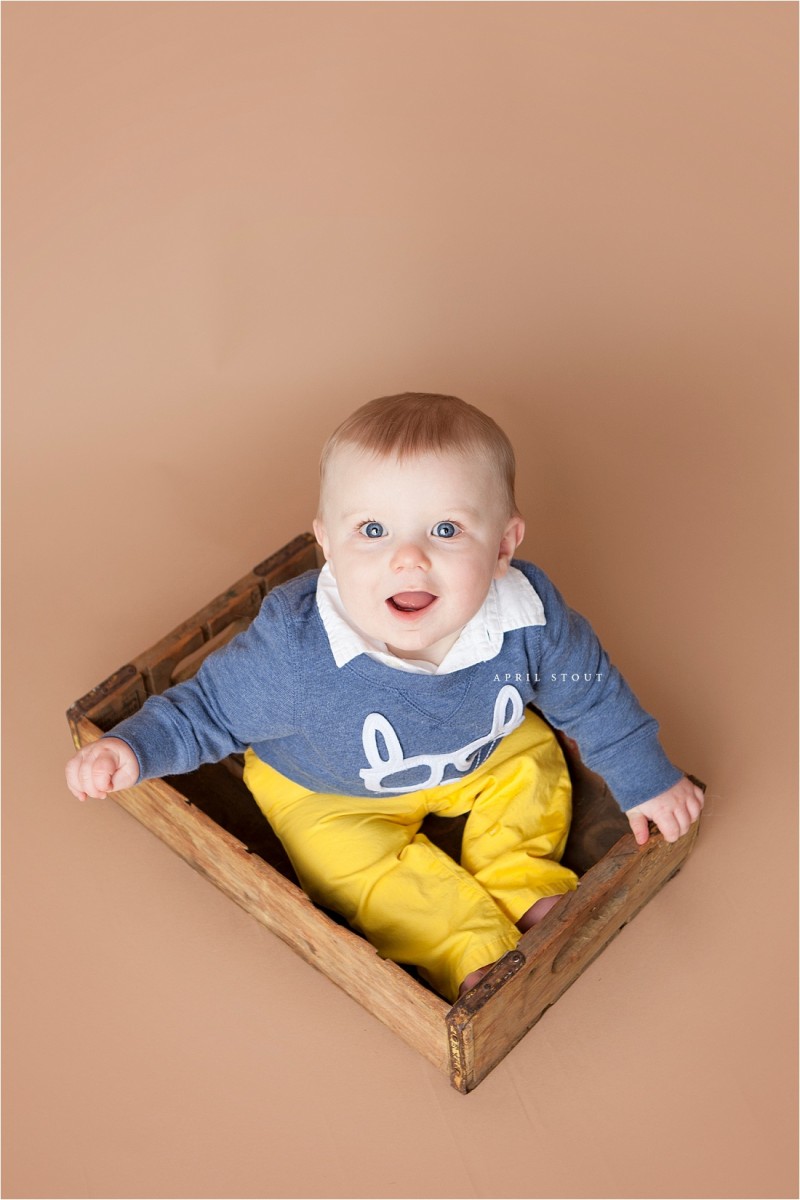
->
[3, 3, 797, 1198]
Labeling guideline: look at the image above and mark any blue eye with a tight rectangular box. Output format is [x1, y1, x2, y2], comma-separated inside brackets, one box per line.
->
[360, 521, 386, 539]
[433, 521, 459, 539]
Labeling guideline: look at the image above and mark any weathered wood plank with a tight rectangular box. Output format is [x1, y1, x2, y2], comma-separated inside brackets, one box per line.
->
[132, 620, 206, 696]
[253, 532, 319, 592]
[131, 580, 263, 695]
[199, 580, 262, 639]
[66, 665, 148, 741]
[170, 617, 250, 685]
[448, 819, 701, 1092]
[72, 715, 450, 1074]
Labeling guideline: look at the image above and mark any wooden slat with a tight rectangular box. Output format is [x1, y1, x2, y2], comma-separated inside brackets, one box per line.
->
[447, 819, 701, 1092]
[72, 715, 450, 1075]
[66, 665, 148, 741]
[252, 532, 319, 593]
[131, 582, 263, 696]
[132, 619, 206, 696]
[170, 618, 250, 685]
[200, 580, 262, 639]
[107, 537, 319, 698]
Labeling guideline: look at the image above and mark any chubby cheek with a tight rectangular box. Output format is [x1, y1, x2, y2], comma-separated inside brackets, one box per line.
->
[345, 594, 389, 640]
[452, 557, 494, 599]
[336, 556, 378, 593]
[334, 562, 382, 616]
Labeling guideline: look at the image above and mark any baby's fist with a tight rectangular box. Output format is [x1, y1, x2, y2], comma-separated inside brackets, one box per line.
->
[626, 776, 704, 846]
[65, 738, 139, 802]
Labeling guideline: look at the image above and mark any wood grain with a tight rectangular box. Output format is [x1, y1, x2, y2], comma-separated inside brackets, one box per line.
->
[447, 820, 701, 1092]
[171, 618, 251, 685]
[67, 665, 148, 740]
[72, 714, 450, 1074]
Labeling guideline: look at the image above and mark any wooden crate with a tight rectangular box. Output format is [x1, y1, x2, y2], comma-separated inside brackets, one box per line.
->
[67, 532, 703, 1093]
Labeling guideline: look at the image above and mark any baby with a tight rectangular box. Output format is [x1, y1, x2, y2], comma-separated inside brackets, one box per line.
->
[65, 393, 703, 1002]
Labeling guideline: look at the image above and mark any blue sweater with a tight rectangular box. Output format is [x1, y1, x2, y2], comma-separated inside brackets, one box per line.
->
[108, 559, 683, 810]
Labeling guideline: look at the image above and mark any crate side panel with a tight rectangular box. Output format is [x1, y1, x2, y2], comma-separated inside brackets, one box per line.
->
[455, 824, 700, 1092]
[72, 716, 450, 1074]
[132, 621, 206, 696]
[201, 581, 262, 639]
[170, 618, 251, 686]
[130, 579, 262, 696]
[253, 533, 319, 593]
[67, 666, 147, 741]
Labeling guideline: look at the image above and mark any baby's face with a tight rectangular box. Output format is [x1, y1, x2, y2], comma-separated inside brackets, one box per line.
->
[313, 445, 525, 666]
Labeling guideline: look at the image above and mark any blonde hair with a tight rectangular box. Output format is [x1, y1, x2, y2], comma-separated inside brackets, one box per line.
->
[319, 393, 520, 517]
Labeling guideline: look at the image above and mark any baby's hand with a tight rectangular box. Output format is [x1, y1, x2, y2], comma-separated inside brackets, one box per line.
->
[65, 738, 139, 802]
[626, 776, 704, 846]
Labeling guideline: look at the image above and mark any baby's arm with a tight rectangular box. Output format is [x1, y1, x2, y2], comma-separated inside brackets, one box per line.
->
[521, 564, 701, 838]
[625, 775, 705, 845]
[64, 585, 297, 799]
[65, 737, 140, 802]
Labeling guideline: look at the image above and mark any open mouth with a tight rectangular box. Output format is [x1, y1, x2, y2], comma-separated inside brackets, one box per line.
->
[387, 591, 437, 614]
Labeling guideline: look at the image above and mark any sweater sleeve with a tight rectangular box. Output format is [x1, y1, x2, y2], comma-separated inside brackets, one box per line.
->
[103, 588, 299, 782]
[522, 564, 683, 809]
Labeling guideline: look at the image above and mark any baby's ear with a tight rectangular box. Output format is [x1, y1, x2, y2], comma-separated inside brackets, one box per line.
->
[495, 515, 525, 578]
[312, 517, 330, 562]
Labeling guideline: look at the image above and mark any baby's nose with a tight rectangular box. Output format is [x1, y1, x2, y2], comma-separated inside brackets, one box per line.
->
[391, 540, 432, 571]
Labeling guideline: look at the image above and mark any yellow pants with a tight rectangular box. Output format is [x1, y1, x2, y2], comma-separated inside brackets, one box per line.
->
[243, 710, 578, 1002]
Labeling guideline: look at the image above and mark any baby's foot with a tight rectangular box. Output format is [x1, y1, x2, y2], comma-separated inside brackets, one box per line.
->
[516, 893, 564, 933]
[458, 963, 494, 998]
[458, 896, 567, 997]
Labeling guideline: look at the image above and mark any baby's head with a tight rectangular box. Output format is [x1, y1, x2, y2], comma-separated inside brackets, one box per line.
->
[318, 392, 521, 522]
[314, 394, 525, 666]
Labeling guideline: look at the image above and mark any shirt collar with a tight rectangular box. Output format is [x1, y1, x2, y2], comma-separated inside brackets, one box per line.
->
[315, 562, 545, 675]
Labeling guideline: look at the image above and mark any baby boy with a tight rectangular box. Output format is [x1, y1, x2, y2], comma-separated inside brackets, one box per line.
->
[65, 393, 703, 1002]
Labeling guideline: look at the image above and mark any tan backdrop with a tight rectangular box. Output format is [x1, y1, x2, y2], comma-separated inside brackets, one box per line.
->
[3, 3, 797, 1198]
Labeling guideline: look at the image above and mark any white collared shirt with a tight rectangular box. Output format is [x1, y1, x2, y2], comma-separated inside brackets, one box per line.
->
[315, 562, 546, 675]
